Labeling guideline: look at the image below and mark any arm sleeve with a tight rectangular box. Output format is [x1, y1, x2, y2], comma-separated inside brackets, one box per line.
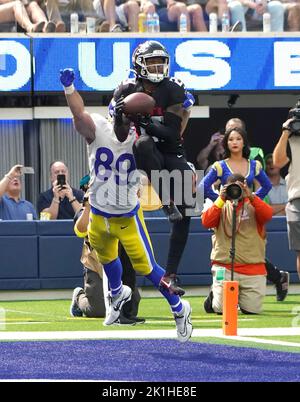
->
[145, 111, 182, 143]
[252, 196, 273, 225]
[254, 160, 272, 199]
[199, 163, 220, 201]
[201, 203, 222, 228]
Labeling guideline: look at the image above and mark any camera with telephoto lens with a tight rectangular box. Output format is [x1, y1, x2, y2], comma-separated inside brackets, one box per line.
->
[225, 182, 243, 201]
[287, 100, 300, 135]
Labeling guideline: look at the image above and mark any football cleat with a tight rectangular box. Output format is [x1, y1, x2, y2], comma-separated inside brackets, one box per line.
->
[276, 271, 290, 302]
[103, 285, 132, 326]
[70, 287, 84, 317]
[174, 300, 193, 343]
[159, 273, 185, 296]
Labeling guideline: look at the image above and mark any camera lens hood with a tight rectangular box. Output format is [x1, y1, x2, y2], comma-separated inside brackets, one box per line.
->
[226, 183, 243, 201]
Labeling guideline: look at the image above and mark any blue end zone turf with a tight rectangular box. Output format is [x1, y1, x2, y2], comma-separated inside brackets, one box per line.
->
[1, 339, 300, 381]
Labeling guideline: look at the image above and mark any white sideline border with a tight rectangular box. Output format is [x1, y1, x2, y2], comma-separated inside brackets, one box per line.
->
[0, 327, 300, 344]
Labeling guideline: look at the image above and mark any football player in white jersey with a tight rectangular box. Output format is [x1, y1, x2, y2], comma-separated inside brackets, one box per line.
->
[60, 68, 192, 342]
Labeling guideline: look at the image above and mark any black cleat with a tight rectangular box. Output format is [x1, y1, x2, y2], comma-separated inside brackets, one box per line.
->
[204, 290, 215, 313]
[276, 271, 289, 302]
[127, 316, 146, 324]
[162, 204, 183, 223]
[159, 274, 185, 296]
[115, 312, 136, 326]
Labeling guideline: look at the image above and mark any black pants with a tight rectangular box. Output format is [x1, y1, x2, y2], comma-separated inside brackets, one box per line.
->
[133, 135, 193, 275]
[78, 269, 106, 318]
[265, 258, 282, 284]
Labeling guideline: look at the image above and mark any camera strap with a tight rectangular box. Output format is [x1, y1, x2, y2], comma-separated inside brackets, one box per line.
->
[223, 200, 245, 238]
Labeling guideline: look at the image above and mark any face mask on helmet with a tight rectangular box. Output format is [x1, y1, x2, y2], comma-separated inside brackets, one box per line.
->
[133, 41, 170, 83]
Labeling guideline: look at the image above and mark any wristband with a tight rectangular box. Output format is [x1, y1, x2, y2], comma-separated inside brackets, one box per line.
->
[64, 84, 75, 95]
[214, 197, 225, 208]
[53, 198, 60, 204]
[70, 197, 77, 204]
[282, 126, 291, 132]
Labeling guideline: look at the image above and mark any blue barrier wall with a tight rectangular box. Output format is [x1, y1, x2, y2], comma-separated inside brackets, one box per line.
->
[3, 34, 300, 92]
[0, 217, 296, 290]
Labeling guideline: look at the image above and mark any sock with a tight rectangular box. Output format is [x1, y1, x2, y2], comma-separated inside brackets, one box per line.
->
[103, 257, 123, 297]
[146, 263, 182, 314]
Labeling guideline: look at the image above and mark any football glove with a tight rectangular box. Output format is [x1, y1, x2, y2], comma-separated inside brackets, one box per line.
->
[135, 114, 152, 129]
[113, 96, 125, 125]
[60, 68, 75, 87]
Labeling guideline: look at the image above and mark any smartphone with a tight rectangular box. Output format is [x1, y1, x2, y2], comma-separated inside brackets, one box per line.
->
[57, 174, 66, 188]
[22, 166, 34, 174]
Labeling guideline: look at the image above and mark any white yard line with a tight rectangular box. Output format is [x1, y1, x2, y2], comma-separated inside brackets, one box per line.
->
[222, 335, 300, 348]
[0, 327, 300, 341]
[5, 309, 67, 320]
[2, 322, 52, 325]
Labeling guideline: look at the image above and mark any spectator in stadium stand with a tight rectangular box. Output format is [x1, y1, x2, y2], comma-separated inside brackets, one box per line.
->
[0, 0, 55, 32]
[227, 0, 284, 31]
[196, 131, 225, 172]
[113, 0, 140, 31]
[202, 173, 273, 315]
[0, 164, 37, 220]
[37, 160, 84, 220]
[204, 0, 229, 22]
[265, 153, 288, 216]
[141, 0, 207, 31]
[183, 0, 230, 29]
[45, 0, 134, 32]
[198, 120, 290, 302]
[283, 1, 300, 31]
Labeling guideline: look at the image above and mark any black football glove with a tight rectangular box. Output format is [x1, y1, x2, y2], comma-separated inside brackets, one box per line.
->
[135, 114, 152, 130]
[113, 96, 125, 126]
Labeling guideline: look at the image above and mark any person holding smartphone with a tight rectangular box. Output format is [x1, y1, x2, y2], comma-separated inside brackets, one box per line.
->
[37, 160, 84, 220]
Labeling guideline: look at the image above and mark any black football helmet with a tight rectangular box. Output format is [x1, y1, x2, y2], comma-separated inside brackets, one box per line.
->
[132, 41, 170, 83]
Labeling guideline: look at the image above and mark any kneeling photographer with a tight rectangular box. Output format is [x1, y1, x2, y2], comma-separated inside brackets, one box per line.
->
[202, 174, 273, 314]
[273, 102, 300, 280]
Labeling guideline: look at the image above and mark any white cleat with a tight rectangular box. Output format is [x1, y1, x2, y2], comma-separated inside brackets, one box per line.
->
[174, 299, 193, 343]
[103, 285, 132, 326]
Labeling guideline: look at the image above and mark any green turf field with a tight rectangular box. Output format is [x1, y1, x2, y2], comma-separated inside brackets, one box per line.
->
[0, 294, 299, 331]
[1, 294, 300, 353]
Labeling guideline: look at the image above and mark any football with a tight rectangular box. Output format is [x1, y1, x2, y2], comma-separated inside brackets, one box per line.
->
[123, 92, 155, 116]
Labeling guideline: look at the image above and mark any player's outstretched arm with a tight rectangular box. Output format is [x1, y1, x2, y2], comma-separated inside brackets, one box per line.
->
[60, 68, 95, 144]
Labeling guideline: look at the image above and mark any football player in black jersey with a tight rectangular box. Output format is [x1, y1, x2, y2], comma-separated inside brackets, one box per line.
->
[112, 40, 196, 296]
